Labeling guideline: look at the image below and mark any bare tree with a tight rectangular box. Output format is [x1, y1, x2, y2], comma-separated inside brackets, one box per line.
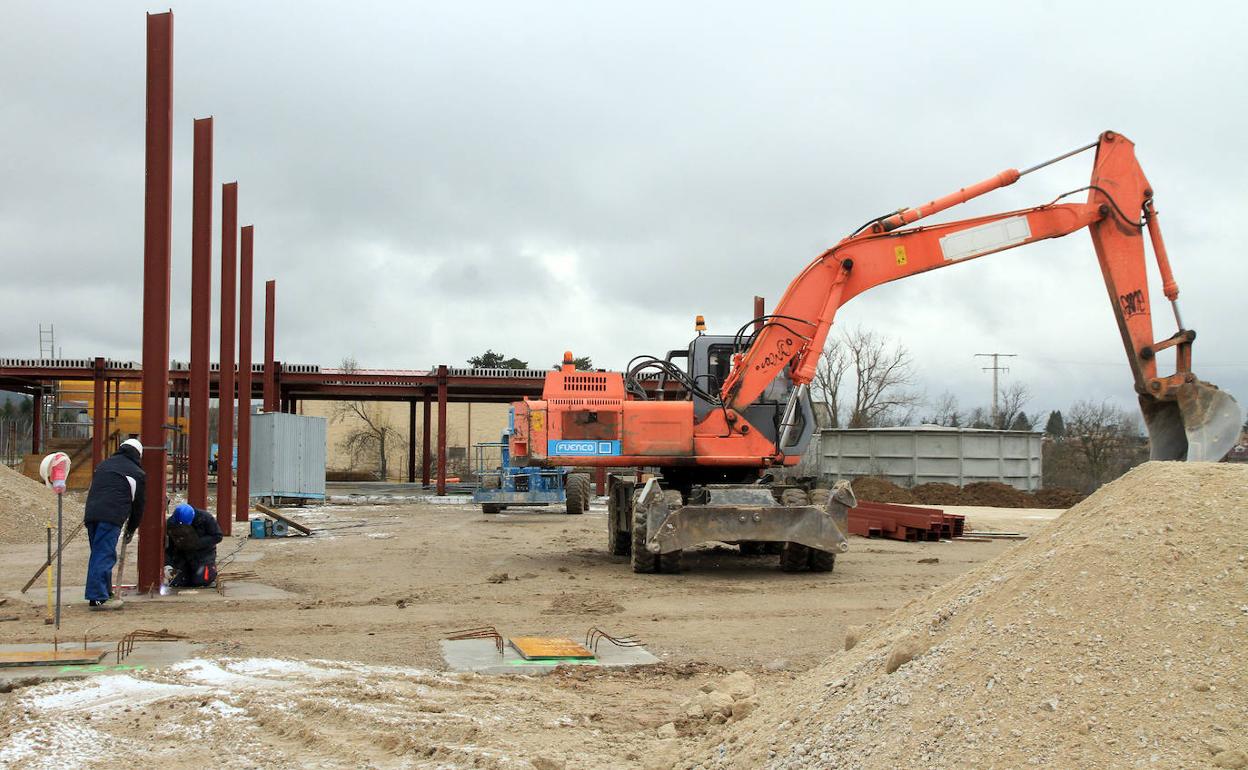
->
[1066, 399, 1141, 488]
[995, 382, 1031, 430]
[922, 391, 962, 427]
[843, 326, 920, 427]
[810, 337, 850, 428]
[330, 357, 398, 480]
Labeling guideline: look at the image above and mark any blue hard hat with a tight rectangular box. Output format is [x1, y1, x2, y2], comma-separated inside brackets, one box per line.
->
[173, 503, 195, 525]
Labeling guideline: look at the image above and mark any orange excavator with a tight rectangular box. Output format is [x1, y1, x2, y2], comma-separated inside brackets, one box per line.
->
[509, 131, 1241, 573]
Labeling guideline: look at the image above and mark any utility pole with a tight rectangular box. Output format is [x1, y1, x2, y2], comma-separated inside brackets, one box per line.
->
[975, 353, 1017, 428]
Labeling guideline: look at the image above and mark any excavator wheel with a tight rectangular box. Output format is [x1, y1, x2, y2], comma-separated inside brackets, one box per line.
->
[607, 486, 630, 556]
[810, 488, 831, 507]
[738, 542, 765, 556]
[630, 488, 659, 573]
[565, 473, 590, 515]
[779, 488, 813, 572]
[481, 503, 502, 514]
[657, 489, 684, 574]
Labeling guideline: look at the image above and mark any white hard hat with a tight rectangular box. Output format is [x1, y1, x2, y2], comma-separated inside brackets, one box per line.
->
[121, 438, 144, 458]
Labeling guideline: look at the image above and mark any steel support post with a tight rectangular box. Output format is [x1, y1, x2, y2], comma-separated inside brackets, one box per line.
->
[138, 11, 173, 594]
[421, 390, 431, 487]
[595, 467, 606, 496]
[216, 181, 238, 534]
[236, 225, 254, 522]
[92, 358, 106, 469]
[754, 295, 765, 334]
[407, 399, 416, 483]
[188, 117, 212, 508]
[436, 366, 448, 495]
[30, 388, 41, 454]
[263, 280, 277, 411]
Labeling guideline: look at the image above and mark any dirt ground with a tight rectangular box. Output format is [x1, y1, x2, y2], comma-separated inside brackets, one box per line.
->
[0, 497, 1054, 768]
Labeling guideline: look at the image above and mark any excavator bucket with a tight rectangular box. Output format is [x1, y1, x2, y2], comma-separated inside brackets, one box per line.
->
[1140, 380, 1241, 462]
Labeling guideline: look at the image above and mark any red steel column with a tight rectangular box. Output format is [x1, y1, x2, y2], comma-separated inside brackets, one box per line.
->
[263, 280, 277, 412]
[188, 117, 212, 509]
[30, 388, 41, 454]
[595, 467, 606, 496]
[407, 399, 416, 483]
[421, 390, 431, 487]
[92, 358, 106, 469]
[236, 225, 254, 522]
[436, 366, 448, 495]
[138, 11, 173, 593]
[753, 295, 765, 333]
[216, 181, 238, 534]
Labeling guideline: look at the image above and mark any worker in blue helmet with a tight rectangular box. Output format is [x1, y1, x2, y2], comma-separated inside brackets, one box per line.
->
[164, 502, 223, 587]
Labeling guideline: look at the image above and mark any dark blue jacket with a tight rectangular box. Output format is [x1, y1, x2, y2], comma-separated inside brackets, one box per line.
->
[84, 445, 145, 532]
[165, 507, 223, 565]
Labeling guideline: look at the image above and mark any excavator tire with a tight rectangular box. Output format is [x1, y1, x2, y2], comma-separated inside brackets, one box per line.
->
[630, 488, 659, 573]
[738, 542, 765, 556]
[565, 473, 590, 515]
[481, 503, 502, 514]
[607, 487, 630, 556]
[810, 488, 831, 507]
[779, 488, 812, 572]
[807, 548, 836, 572]
[657, 489, 684, 574]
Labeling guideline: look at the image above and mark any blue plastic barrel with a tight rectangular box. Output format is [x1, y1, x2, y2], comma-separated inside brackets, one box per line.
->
[250, 518, 266, 539]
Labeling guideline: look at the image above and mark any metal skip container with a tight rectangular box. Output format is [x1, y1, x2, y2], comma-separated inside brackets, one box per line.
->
[249, 412, 327, 502]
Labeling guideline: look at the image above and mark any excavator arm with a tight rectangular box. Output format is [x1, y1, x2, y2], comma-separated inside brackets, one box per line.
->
[720, 131, 1239, 461]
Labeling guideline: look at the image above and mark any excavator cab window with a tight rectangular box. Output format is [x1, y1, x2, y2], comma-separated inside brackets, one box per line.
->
[706, 344, 734, 394]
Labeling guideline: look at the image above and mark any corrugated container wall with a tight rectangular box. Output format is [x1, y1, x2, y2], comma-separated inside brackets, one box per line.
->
[250, 412, 327, 500]
[815, 427, 1043, 491]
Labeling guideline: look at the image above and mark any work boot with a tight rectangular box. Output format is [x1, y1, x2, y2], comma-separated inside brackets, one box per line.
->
[88, 598, 124, 611]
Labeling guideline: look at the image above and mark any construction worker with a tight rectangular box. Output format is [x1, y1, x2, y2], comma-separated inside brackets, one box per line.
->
[164, 502, 222, 587]
[83, 438, 145, 611]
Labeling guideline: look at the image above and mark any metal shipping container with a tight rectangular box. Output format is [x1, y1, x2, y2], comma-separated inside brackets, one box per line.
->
[249, 412, 326, 500]
[816, 426, 1042, 491]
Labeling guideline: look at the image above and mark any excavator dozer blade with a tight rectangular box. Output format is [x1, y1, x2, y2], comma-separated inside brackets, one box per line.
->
[1140, 380, 1241, 462]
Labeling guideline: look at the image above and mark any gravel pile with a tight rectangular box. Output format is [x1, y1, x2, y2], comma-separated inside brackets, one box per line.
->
[0, 463, 84, 544]
[848, 477, 1081, 509]
[684, 462, 1248, 769]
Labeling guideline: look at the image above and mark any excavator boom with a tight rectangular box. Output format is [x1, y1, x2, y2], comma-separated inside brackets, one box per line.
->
[720, 131, 1239, 462]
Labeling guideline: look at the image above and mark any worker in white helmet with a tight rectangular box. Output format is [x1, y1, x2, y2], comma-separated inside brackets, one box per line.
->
[82, 438, 146, 610]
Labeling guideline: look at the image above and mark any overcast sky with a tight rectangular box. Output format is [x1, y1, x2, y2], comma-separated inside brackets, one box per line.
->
[2, 1, 1244, 422]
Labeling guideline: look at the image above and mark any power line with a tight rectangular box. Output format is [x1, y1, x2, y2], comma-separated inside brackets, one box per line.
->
[975, 353, 1017, 427]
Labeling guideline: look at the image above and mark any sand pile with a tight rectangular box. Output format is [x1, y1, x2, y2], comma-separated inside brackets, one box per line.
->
[848, 477, 915, 504]
[683, 462, 1248, 769]
[0, 463, 83, 544]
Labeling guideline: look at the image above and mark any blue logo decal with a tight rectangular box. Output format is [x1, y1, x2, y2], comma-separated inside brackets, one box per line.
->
[548, 440, 621, 456]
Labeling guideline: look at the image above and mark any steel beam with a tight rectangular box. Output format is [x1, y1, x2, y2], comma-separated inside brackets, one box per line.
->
[436, 366, 447, 495]
[138, 11, 173, 593]
[236, 225, 254, 522]
[407, 399, 416, 483]
[216, 181, 238, 534]
[188, 117, 212, 509]
[263, 279, 276, 411]
[421, 390, 431, 487]
[92, 357, 105, 468]
[754, 295, 764, 334]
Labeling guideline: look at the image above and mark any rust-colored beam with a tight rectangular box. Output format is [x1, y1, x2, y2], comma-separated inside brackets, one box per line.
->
[92, 357, 105, 468]
[263, 279, 277, 412]
[188, 116, 212, 509]
[407, 399, 416, 483]
[436, 366, 448, 495]
[216, 181, 238, 534]
[30, 388, 41, 454]
[595, 467, 605, 496]
[753, 295, 764, 334]
[421, 390, 431, 487]
[236, 225, 254, 522]
[138, 10, 173, 594]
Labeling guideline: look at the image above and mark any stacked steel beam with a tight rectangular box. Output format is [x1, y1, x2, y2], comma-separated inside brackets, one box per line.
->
[849, 501, 965, 542]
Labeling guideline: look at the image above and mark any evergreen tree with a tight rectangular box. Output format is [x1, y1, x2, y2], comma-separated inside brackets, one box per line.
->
[1044, 410, 1066, 437]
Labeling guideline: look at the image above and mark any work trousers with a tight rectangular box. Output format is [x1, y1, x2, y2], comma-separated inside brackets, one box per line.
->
[85, 521, 121, 602]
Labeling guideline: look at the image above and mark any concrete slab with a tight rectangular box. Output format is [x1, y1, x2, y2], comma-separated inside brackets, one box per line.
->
[441, 638, 659, 675]
[0, 641, 198, 684]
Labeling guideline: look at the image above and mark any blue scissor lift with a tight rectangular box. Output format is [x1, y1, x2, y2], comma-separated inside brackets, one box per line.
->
[472, 411, 589, 515]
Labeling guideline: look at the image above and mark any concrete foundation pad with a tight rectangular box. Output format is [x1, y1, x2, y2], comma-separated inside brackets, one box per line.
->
[0, 641, 199, 684]
[441, 638, 659, 675]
